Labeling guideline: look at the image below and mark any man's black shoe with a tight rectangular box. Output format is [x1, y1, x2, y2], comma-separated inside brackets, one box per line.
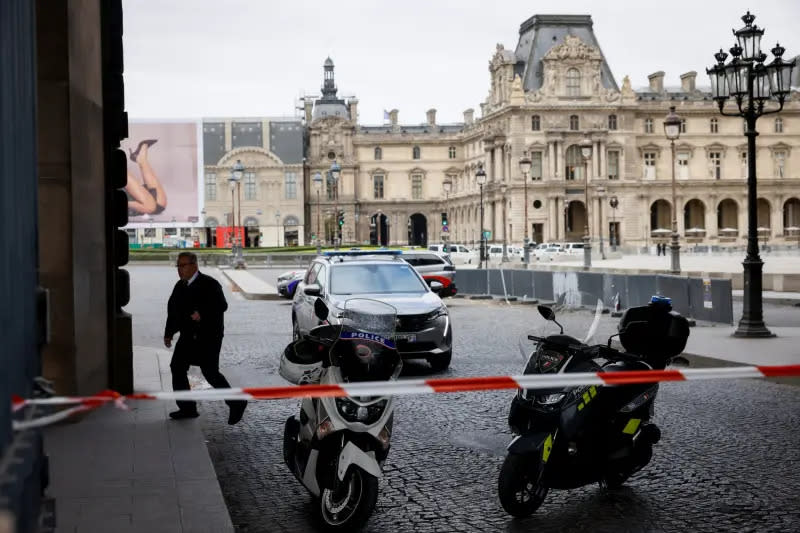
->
[228, 401, 247, 425]
[169, 410, 199, 420]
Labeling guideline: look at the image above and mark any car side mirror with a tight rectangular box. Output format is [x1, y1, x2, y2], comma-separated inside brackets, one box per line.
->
[429, 280, 444, 293]
[313, 297, 329, 320]
[304, 283, 322, 297]
[538, 305, 555, 321]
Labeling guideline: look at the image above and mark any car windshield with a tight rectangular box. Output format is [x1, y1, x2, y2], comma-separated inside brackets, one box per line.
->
[330, 263, 427, 295]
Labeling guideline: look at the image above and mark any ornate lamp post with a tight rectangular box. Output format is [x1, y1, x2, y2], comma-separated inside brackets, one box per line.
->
[706, 11, 794, 337]
[580, 138, 593, 269]
[313, 172, 323, 254]
[518, 152, 532, 263]
[275, 211, 281, 247]
[442, 176, 452, 250]
[663, 106, 682, 274]
[229, 159, 246, 268]
[500, 183, 509, 261]
[476, 165, 487, 268]
[609, 196, 619, 251]
[330, 161, 341, 249]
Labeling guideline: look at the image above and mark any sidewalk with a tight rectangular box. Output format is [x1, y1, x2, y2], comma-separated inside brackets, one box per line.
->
[221, 269, 280, 300]
[43, 347, 233, 533]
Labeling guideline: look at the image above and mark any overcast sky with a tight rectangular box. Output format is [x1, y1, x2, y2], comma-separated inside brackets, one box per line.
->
[122, 0, 800, 124]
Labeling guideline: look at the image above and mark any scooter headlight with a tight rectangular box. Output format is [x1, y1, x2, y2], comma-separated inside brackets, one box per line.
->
[335, 398, 388, 424]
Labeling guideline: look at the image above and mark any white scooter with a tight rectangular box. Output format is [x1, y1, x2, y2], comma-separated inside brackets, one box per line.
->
[280, 298, 401, 531]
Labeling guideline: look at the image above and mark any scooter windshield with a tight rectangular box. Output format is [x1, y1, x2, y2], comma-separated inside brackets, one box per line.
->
[331, 299, 402, 383]
[518, 290, 612, 368]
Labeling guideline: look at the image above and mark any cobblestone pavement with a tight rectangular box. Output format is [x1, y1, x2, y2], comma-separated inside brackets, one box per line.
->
[130, 266, 800, 533]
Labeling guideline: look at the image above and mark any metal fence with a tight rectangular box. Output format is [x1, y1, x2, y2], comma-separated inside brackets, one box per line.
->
[457, 268, 733, 324]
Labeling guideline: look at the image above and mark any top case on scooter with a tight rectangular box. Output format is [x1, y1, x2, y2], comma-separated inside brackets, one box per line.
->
[280, 340, 325, 385]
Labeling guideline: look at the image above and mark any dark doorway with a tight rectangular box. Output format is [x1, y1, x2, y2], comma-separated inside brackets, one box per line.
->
[532, 223, 544, 245]
[205, 227, 217, 247]
[370, 213, 389, 246]
[408, 213, 427, 246]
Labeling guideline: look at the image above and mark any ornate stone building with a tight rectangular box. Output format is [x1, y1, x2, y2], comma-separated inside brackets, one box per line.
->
[304, 14, 800, 251]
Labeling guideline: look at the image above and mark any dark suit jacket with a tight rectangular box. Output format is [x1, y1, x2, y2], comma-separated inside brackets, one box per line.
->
[164, 271, 228, 344]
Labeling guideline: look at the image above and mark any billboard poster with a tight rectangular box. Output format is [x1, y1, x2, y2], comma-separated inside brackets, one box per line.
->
[121, 121, 200, 226]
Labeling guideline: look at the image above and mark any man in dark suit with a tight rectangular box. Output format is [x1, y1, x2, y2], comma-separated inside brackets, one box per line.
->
[164, 252, 247, 424]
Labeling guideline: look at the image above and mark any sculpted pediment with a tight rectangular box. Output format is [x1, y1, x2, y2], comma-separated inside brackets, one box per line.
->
[217, 147, 283, 167]
[543, 35, 602, 62]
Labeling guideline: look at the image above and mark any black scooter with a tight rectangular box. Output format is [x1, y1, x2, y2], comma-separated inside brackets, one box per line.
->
[498, 296, 690, 517]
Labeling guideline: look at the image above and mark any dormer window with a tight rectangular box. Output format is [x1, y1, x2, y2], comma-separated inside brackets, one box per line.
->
[566, 68, 581, 96]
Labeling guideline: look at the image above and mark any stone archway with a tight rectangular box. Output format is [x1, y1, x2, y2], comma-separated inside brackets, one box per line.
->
[369, 213, 389, 246]
[408, 213, 427, 246]
[565, 201, 586, 241]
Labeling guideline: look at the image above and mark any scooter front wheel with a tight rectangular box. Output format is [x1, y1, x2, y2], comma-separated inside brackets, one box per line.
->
[319, 467, 378, 531]
[498, 453, 549, 517]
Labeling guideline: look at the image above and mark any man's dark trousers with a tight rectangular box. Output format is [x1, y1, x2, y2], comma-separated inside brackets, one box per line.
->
[170, 335, 243, 412]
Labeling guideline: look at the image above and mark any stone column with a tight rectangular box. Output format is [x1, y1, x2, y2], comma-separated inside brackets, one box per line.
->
[591, 142, 598, 180]
[558, 141, 565, 179]
[550, 197, 558, 240]
[548, 141, 556, 180]
[599, 141, 607, 180]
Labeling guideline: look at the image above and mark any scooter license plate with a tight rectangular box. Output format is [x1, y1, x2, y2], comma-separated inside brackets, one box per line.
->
[395, 333, 417, 342]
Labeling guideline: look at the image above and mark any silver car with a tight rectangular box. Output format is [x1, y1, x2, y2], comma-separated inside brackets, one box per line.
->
[292, 251, 453, 370]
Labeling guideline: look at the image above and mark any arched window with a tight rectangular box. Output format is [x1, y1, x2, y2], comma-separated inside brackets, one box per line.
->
[283, 216, 300, 226]
[374, 146, 382, 160]
[565, 145, 583, 180]
[569, 115, 579, 131]
[412, 146, 421, 160]
[531, 115, 541, 131]
[205, 216, 219, 228]
[243, 216, 259, 227]
[608, 114, 617, 130]
[566, 68, 581, 96]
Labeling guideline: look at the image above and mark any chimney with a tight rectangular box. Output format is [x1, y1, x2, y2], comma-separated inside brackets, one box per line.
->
[648, 71, 665, 93]
[389, 109, 398, 126]
[348, 98, 359, 122]
[463, 108, 474, 125]
[304, 100, 313, 123]
[680, 71, 697, 92]
[426, 108, 437, 126]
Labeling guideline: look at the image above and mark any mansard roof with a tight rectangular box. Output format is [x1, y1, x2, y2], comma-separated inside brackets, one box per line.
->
[514, 14, 618, 93]
[358, 124, 464, 135]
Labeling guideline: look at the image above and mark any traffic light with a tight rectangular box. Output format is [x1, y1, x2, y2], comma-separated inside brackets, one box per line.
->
[441, 212, 449, 227]
[338, 211, 345, 226]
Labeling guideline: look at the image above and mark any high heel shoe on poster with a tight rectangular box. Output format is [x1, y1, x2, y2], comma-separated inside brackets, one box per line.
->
[129, 139, 158, 162]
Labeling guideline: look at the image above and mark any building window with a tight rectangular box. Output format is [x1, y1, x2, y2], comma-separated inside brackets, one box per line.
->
[373, 174, 384, 199]
[569, 115, 579, 131]
[164, 227, 177, 236]
[565, 145, 582, 180]
[680, 118, 687, 134]
[284, 172, 297, 199]
[740, 152, 748, 178]
[374, 146, 382, 160]
[531, 115, 541, 131]
[411, 174, 423, 199]
[710, 118, 719, 133]
[144, 228, 156, 237]
[244, 172, 257, 200]
[775, 118, 784, 133]
[644, 152, 657, 179]
[412, 146, 421, 160]
[530, 152, 543, 180]
[205, 173, 217, 201]
[677, 153, 689, 179]
[644, 118, 654, 134]
[448, 146, 456, 159]
[326, 174, 337, 200]
[608, 114, 617, 130]
[566, 68, 581, 96]
[709, 152, 722, 179]
[774, 151, 787, 178]
[607, 150, 619, 179]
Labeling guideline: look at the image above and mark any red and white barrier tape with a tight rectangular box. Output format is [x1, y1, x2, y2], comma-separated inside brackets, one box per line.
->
[10, 364, 800, 430]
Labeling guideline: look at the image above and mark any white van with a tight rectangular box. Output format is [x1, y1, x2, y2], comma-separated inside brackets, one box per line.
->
[428, 243, 477, 264]
[562, 242, 585, 255]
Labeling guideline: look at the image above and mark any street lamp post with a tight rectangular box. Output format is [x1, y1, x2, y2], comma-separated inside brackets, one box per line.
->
[442, 177, 452, 250]
[518, 152, 532, 264]
[229, 159, 246, 269]
[580, 138, 593, 269]
[476, 165, 487, 268]
[313, 172, 323, 254]
[500, 183, 509, 262]
[275, 211, 281, 247]
[330, 161, 341, 249]
[707, 11, 794, 337]
[596, 186, 607, 260]
[609, 196, 619, 251]
[664, 106, 682, 274]
[377, 210, 383, 246]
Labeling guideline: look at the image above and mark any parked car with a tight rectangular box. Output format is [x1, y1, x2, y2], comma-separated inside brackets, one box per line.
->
[447, 244, 479, 265]
[562, 242, 586, 255]
[277, 270, 305, 298]
[291, 250, 453, 370]
[401, 251, 457, 297]
[533, 243, 563, 261]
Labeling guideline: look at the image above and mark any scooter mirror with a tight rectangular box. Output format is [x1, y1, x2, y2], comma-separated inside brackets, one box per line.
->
[538, 305, 556, 321]
[314, 298, 330, 321]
